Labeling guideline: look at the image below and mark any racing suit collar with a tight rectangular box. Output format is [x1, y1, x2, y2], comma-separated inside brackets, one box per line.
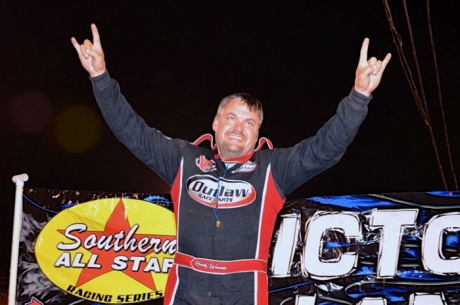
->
[192, 133, 273, 164]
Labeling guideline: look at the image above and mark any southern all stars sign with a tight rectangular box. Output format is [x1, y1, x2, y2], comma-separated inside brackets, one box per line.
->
[15, 188, 460, 305]
[31, 194, 175, 304]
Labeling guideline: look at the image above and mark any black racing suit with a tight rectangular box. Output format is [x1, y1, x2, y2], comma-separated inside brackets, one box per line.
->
[91, 71, 371, 305]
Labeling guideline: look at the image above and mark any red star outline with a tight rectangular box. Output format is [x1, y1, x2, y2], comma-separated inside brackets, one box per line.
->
[58, 199, 175, 290]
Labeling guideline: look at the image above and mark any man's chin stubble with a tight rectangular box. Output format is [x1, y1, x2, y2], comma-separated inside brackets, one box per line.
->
[220, 144, 244, 158]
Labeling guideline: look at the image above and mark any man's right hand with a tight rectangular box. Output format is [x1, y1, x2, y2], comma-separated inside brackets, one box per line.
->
[71, 24, 106, 77]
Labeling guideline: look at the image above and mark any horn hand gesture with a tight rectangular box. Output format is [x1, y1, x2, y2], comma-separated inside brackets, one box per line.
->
[71, 24, 106, 77]
[354, 38, 391, 97]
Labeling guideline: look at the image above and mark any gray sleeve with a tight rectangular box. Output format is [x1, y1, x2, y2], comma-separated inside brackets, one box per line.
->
[90, 71, 185, 185]
[271, 88, 371, 196]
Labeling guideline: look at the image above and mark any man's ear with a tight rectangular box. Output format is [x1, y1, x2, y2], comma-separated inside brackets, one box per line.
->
[212, 117, 218, 132]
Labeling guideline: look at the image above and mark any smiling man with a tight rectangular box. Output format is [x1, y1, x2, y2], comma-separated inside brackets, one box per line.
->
[212, 93, 262, 160]
[72, 24, 390, 305]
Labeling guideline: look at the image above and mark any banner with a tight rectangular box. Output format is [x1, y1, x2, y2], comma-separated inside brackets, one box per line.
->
[17, 188, 172, 305]
[268, 191, 460, 305]
[15, 188, 460, 304]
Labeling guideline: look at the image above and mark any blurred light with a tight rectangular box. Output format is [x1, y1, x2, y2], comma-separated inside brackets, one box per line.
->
[53, 105, 102, 153]
[10, 91, 53, 133]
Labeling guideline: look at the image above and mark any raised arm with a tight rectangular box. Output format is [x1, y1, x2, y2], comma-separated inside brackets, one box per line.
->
[71, 24, 106, 77]
[272, 38, 391, 196]
[70, 24, 183, 185]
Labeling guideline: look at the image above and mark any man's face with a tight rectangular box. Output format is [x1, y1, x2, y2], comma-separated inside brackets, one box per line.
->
[212, 98, 260, 159]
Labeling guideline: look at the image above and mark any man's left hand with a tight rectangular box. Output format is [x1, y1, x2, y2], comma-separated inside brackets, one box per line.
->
[354, 38, 391, 97]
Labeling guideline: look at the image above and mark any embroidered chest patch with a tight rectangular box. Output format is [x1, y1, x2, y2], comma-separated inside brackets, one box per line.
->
[195, 155, 217, 173]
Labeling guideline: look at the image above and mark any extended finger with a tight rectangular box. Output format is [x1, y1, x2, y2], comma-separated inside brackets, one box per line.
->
[381, 53, 392, 70]
[375, 53, 392, 75]
[358, 38, 370, 67]
[70, 37, 83, 56]
[91, 24, 102, 49]
[373, 53, 392, 76]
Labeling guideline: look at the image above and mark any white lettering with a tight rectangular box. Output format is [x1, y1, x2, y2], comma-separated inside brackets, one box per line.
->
[137, 237, 150, 252]
[87, 254, 101, 268]
[54, 252, 71, 267]
[422, 212, 460, 274]
[409, 292, 446, 304]
[84, 234, 98, 249]
[209, 264, 226, 270]
[295, 294, 316, 305]
[162, 258, 174, 273]
[271, 214, 300, 277]
[303, 212, 361, 280]
[357, 297, 387, 305]
[112, 256, 128, 270]
[57, 223, 86, 250]
[130, 256, 145, 271]
[144, 257, 160, 272]
[369, 209, 418, 278]
[72, 253, 86, 267]
[56, 223, 176, 255]
[195, 261, 208, 269]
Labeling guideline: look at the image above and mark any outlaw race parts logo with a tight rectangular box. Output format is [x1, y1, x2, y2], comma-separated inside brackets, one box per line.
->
[186, 175, 256, 208]
[35, 198, 176, 304]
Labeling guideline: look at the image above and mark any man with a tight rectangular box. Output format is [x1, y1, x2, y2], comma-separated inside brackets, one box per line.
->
[71, 24, 391, 305]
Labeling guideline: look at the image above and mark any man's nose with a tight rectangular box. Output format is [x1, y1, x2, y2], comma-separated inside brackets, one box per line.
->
[233, 121, 244, 132]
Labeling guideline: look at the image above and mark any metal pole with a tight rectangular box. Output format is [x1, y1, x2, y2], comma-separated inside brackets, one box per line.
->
[9, 174, 28, 305]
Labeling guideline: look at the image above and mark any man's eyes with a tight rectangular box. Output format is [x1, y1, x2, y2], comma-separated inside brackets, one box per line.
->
[225, 116, 255, 126]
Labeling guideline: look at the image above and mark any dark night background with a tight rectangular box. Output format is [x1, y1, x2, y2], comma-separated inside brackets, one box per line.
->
[1, 1, 459, 281]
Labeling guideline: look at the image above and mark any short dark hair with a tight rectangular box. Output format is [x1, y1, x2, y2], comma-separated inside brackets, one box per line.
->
[215, 93, 264, 126]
